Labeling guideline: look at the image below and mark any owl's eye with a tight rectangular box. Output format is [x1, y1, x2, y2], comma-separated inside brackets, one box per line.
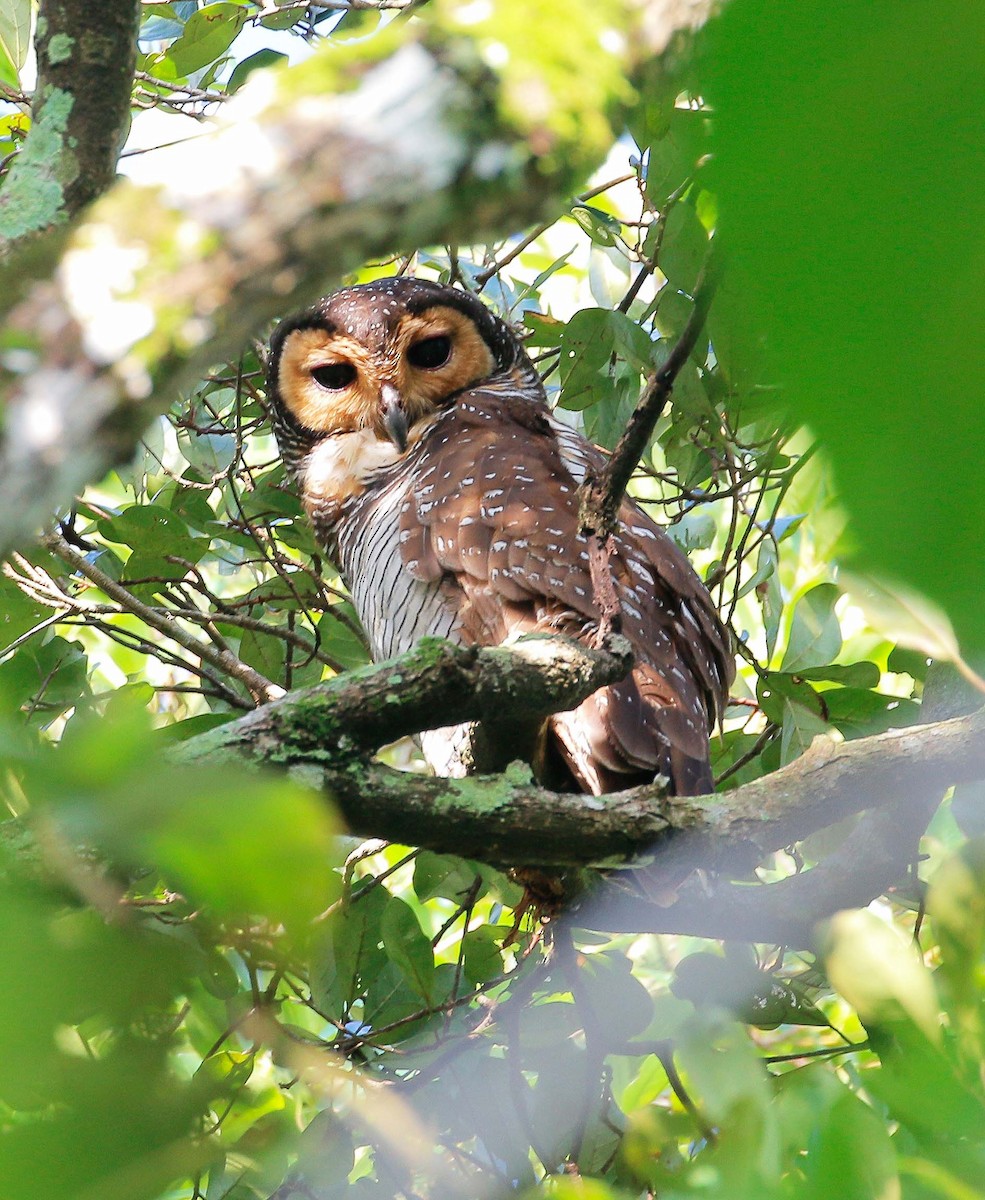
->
[407, 335, 452, 369]
[312, 362, 357, 390]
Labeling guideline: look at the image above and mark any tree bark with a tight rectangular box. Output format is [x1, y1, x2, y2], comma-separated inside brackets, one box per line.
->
[0, 0, 141, 252]
[177, 636, 985, 874]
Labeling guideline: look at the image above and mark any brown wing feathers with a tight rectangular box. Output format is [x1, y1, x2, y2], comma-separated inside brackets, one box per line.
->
[397, 389, 730, 796]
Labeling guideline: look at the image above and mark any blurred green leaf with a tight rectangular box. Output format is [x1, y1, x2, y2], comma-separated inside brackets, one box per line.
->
[34, 709, 339, 942]
[927, 842, 985, 1020]
[803, 1090, 898, 1200]
[705, 0, 985, 652]
[673, 951, 828, 1030]
[822, 909, 941, 1044]
[659, 200, 708, 294]
[676, 1011, 768, 1126]
[644, 106, 708, 209]
[578, 952, 655, 1041]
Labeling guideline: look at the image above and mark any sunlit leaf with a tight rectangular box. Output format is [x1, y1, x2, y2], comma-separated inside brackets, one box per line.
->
[842, 573, 966, 668]
[0, 0, 31, 72]
[822, 910, 941, 1045]
[166, 2, 248, 76]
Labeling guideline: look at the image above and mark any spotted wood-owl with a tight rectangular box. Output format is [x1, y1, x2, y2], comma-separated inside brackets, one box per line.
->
[267, 277, 733, 796]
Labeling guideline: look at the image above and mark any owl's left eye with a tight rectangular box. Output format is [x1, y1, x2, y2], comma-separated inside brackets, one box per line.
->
[407, 335, 452, 369]
[312, 363, 357, 390]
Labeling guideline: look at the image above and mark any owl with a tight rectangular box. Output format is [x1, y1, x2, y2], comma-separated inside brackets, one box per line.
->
[267, 277, 733, 796]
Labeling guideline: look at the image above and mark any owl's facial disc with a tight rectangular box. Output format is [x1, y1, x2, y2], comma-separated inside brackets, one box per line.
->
[275, 304, 497, 445]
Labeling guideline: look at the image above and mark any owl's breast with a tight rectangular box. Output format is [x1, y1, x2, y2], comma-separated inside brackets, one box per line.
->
[333, 446, 462, 662]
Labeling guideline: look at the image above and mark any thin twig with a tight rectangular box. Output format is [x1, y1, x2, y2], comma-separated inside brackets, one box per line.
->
[42, 531, 284, 704]
[580, 243, 723, 542]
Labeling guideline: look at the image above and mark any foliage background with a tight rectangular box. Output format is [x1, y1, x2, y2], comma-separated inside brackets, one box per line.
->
[0, 2, 983, 1198]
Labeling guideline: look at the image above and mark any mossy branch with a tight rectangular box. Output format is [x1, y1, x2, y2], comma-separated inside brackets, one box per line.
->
[177, 635, 985, 879]
[0, 0, 141, 254]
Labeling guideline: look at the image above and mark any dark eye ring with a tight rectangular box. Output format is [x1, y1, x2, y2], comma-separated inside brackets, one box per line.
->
[407, 335, 452, 369]
[312, 363, 356, 390]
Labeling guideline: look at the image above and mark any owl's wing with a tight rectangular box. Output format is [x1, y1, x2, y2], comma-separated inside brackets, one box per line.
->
[397, 388, 733, 796]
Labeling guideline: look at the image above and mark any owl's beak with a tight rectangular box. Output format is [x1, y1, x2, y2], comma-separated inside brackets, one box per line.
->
[380, 384, 408, 453]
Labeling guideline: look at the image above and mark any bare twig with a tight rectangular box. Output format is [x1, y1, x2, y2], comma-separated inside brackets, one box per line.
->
[42, 531, 284, 704]
[579, 244, 722, 544]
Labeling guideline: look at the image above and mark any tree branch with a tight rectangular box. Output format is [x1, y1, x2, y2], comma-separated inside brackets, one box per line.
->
[177, 636, 985, 879]
[580, 244, 722, 542]
[0, 0, 142, 253]
[0, 1, 691, 558]
[176, 634, 633, 765]
[576, 245, 721, 634]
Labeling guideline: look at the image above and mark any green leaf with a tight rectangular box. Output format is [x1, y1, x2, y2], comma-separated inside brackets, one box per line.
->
[571, 203, 622, 247]
[757, 671, 830, 764]
[293, 1111, 355, 1191]
[659, 201, 708, 294]
[166, 2, 248, 77]
[666, 508, 716, 553]
[37, 714, 340, 943]
[675, 1011, 769, 1126]
[461, 925, 505, 985]
[413, 851, 482, 904]
[236, 627, 285, 681]
[951, 782, 985, 839]
[0, 636, 90, 716]
[0, 573, 49, 649]
[644, 106, 709, 208]
[227, 48, 287, 94]
[927, 841, 985, 1011]
[310, 885, 389, 1014]
[796, 661, 881, 688]
[380, 895, 435, 1004]
[0, 0, 31, 72]
[672, 951, 828, 1030]
[98, 504, 206, 562]
[578, 952, 655, 1041]
[317, 605, 371, 671]
[781, 582, 842, 672]
[759, 542, 782, 658]
[886, 644, 931, 682]
[842, 572, 966, 667]
[823, 688, 918, 738]
[556, 307, 652, 411]
[260, 9, 302, 31]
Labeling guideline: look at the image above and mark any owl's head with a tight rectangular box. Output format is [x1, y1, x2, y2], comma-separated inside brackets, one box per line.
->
[267, 277, 528, 456]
